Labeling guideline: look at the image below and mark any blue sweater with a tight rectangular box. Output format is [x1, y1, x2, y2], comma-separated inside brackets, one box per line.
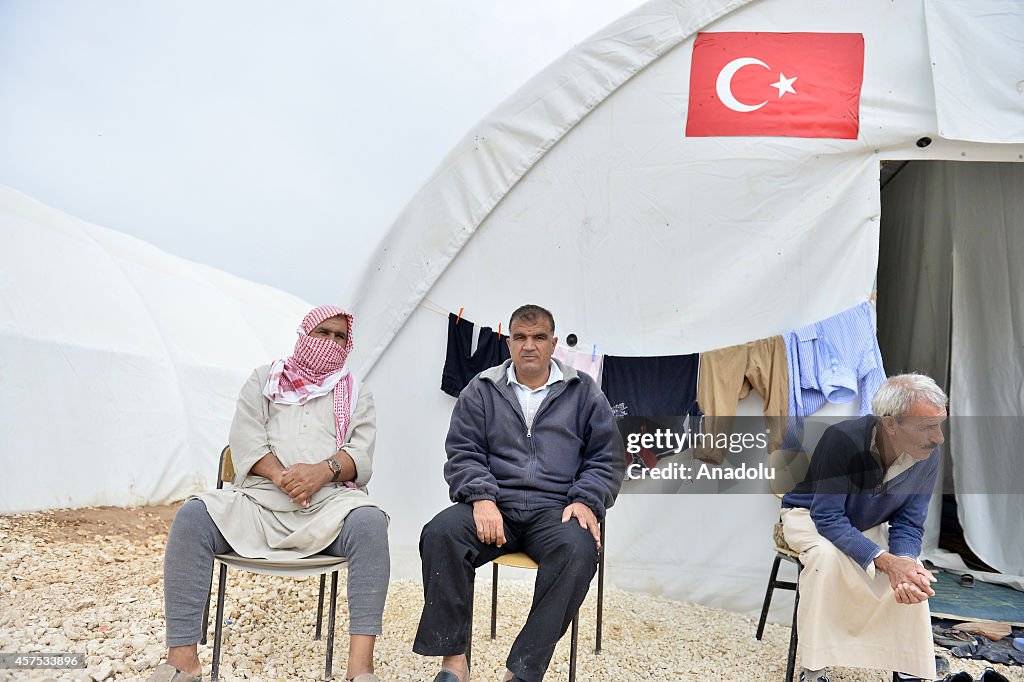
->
[781, 415, 939, 570]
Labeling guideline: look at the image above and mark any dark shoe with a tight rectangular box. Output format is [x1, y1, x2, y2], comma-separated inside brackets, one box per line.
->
[892, 673, 924, 681]
[431, 672, 462, 682]
[940, 673, 972, 682]
[978, 669, 1010, 682]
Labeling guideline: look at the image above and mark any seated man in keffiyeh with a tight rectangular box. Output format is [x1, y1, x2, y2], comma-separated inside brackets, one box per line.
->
[150, 306, 388, 682]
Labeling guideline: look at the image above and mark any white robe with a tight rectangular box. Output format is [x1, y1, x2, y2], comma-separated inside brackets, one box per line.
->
[781, 507, 935, 679]
[196, 364, 385, 561]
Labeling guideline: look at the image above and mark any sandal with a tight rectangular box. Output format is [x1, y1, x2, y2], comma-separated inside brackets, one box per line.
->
[932, 624, 978, 647]
[147, 663, 202, 682]
[951, 637, 981, 658]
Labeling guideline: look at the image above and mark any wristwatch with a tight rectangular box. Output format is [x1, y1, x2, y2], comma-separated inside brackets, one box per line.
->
[325, 458, 342, 482]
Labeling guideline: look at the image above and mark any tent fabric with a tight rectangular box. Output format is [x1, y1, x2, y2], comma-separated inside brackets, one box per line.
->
[879, 162, 1024, 581]
[0, 186, 311, 513]
[342, 0, 1024, 612]
[347, 0, 1024, 377]
[877, 161, 956, 578]
[345, 0, 757, 375]
[947, 162, 1024, 577]
[924, 0, 1024, 144]
[877, 163, 953, 389]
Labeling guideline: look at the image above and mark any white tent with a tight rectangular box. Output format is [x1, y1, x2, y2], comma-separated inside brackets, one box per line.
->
[343, 0, 1024, 614]
[0, 186, 310, 513]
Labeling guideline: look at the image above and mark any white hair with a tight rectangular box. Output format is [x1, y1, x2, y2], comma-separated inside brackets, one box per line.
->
[871, 373, 948, 418]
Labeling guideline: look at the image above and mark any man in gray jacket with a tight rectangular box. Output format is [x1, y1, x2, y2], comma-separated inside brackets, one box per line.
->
[414, 304, 621, 682]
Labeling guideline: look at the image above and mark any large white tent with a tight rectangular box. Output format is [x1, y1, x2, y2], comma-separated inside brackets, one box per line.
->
[343, 0, 1024, 614]
[0, 186, 310, 513]
[4, 0, 1021, 621]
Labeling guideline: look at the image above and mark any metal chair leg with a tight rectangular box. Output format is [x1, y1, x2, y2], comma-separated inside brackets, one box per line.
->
[785, 564, 801, 682]
[325, 571, 339, 680]
[315, 573, 326, 640]
[490, 563, 499, 640]
[466, 572, 474, 671]
[201, 593, 211, 646]
[483, 560, 586, 682]
[595, 521, 606, 654]
[756, 555, 783, 640]
[211, 562, 228, 682]
[569, 612, 579, 682]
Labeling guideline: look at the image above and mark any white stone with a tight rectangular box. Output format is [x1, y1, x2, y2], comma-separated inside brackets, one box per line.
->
[89, 660, 114, 681]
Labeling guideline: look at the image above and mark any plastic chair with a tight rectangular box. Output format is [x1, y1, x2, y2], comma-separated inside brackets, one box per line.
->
[200, 446, 347, 681]
[466, 519, 607, 682]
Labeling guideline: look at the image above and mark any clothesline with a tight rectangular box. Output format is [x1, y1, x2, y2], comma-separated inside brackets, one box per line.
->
[418, 294, 879, 359]
[438, 299, 886, 466]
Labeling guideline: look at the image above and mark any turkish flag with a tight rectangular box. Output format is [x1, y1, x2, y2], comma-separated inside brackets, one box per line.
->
[685, 32, 864, 139]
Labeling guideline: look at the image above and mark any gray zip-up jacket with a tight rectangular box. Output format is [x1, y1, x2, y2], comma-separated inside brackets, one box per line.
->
[444, 358, 621, 519]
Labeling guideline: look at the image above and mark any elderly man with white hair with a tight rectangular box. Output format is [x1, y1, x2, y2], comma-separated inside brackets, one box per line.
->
[780, 373, 948, 682]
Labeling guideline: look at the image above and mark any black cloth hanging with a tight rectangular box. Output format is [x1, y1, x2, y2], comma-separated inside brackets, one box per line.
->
[441, 312, 511, 397]
[601, 353, 700, 417]
[602, 354, 701, 470]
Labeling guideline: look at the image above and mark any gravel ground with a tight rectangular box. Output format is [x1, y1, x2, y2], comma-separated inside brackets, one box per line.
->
[0, 507, 1019, 682]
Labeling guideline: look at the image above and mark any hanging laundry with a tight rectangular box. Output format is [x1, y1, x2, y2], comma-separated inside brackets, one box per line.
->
[783, 301, 887, 448]
[602, 354, 700, 469]
[601, 354, 700, 417]
[441, 312, 511, 397]
[553, 344, 604, 384]
[696, 336, 788, 464]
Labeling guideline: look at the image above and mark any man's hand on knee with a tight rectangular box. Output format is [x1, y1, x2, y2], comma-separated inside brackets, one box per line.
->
[561, 502, 601, 550]
[874, 552, 936, 601]
[280, 462, 332, 507]
[472, 500, 506, 547]
[894, 581, 931, 604]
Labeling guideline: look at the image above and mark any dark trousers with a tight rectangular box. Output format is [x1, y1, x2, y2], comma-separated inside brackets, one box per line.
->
[413, 503, 598, 682]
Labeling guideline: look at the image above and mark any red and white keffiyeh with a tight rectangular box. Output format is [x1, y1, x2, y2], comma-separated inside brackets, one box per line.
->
[263, 305, 359, 451]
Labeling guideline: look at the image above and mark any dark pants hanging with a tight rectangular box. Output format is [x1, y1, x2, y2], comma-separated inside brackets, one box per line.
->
[413, 503, 598, 682]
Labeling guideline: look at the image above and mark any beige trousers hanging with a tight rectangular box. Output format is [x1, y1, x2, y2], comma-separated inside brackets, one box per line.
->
[780, 508, 936, 679]
[695, 336, 789, 464]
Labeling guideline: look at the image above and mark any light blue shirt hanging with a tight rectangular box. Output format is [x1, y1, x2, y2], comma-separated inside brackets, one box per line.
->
[783, 302, 887, 448]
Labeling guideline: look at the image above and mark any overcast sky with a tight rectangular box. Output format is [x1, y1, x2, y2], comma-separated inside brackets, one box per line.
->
[0, 1, 641, 304]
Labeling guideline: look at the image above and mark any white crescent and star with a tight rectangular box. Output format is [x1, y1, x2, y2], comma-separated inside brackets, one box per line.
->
[715, 57, 798, 113]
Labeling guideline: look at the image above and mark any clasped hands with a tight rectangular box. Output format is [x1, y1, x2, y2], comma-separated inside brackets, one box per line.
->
[274, 462, 333, 508]
[874, 552, 936, 604]
[471, 499, 602, 550]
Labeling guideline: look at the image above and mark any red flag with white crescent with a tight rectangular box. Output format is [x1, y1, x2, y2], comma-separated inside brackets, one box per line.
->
[685, 32, 865, 139]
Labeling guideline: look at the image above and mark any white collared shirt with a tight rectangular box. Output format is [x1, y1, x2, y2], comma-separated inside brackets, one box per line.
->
[506, 360, 563, 429]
